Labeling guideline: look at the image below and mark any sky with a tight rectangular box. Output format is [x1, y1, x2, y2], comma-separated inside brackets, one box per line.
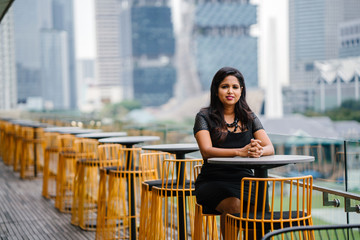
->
[74, 0, 96, 59]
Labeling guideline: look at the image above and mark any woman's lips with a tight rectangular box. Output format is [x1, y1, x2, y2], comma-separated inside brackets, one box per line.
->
[226, 96, 234, 100]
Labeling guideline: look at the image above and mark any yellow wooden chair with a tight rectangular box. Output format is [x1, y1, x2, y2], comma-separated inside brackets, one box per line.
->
[3, 123, 16, 168]
[72, 140, 118, 231]
[138, 152, 175, 239]
[0, 120, 6, 161]
[20, 127, 45, 179]
[20, 127, 35, 178]
[55, 134, 77, 212]
[96, 144, 123, 239]
[193, 164, 221, 240]
[71, 138, 99, 228]
[13, 124, 23, 171]
[149, 158, 203, 240]
[225, 175, 313, 240]
[42, 132, 60, 199]
[103, 147, 143, 239]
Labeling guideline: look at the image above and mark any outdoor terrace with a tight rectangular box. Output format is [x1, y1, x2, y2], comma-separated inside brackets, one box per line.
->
[0, 115, 360, 239]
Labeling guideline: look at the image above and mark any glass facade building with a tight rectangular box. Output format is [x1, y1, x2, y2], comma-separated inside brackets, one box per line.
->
[339, 19, 360, 58]
[193, 0, 258, 90]
[13, 0, 76, 110]
[131, 6, 176, 106]
[0, 8, 17, 109]
[96, 0, 176, 107]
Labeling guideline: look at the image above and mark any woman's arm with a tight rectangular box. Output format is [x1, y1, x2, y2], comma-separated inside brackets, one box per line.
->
[195, 130, 249, 159]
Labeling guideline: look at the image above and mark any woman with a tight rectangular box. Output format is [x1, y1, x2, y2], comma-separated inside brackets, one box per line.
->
[193, 67, 274, 235]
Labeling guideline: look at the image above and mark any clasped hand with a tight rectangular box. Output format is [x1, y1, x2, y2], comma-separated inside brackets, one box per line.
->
[245, 139, 263, 158]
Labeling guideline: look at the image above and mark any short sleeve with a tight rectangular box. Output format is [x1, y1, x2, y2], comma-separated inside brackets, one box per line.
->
[193, 112, 210, 135]
[252, 113, 264, 133]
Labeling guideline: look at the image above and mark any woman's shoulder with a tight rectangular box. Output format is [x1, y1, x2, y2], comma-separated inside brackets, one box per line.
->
[194, 108, 211, 134]
[196, 107, 211, 118]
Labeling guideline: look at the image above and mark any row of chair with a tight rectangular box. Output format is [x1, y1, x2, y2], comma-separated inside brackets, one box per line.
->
[0, 120, 315, 240]
[0, 121, 46, 178]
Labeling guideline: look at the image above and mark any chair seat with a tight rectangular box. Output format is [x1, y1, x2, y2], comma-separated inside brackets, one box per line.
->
[103, 166, 141, 174]
[231, 210, 311, 229]
[151, 179, 196, 197]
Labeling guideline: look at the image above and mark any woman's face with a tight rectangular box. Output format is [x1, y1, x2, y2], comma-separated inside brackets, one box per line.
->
[217, 75, 242, 107]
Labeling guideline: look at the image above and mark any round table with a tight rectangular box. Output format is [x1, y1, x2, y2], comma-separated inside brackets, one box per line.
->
[208, 155, 314, 212]
[141, 143, 199, 159]
[75, 132, 127, 139]
[141, 143, 199, 240]
[99, 136, 160, 240]
[53, 128, 103, 135]
[208, 155, 314, 178]
[44, 126, 81, 133]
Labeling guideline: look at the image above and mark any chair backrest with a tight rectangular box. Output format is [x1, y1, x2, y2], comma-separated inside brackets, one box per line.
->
[58, 134, 76, 152]
[74, 138, 99, 159]
[140, 152, 174, 181]
[22, 127, 34, 140]
[160, 158, 203, 189]
[98, 144, 121, 167]
[118, 147, 142, 170]
[261, 223, 360, 240]
[239, 175, 313, 238]
[44, 132, 60, 149]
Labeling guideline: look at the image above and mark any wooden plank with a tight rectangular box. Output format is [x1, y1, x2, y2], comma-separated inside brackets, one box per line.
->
[0, 159, 95, 239]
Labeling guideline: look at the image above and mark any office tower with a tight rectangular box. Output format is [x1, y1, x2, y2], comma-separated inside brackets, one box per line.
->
[131, 4, 176, 106]
[95, 0, 176, 106]
[77, 58, 99, 111]
[339, 19, 360, 58]
[41, 29, 70, 109]
[193, 0, 258, 90]
[52, 0, 77, 109]
[94, 0, 124, 104]
[0, 8, 17, 109]
[12, 0, 77, 110]
[286, 0, 360, 113]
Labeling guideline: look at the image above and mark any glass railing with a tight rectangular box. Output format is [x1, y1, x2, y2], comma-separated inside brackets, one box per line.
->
[267, 134, 360, 226]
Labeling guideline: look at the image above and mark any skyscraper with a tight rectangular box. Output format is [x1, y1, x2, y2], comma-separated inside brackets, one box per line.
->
[95, 0, 176, 106]
[131, 5, 176, 106]
[12, 0, 77, 110]
[193, 0, 258, 90]
[339, 19, 360, 58]
[0, 8, 17, 110]
[41, 29, 70, 109]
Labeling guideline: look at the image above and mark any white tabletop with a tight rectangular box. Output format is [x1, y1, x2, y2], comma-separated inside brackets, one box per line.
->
[98, 136, 160, 145]
[141, 143, 199, 152]
[76, 132, 127, 139]
[208, 155, 314, 177]
[208, 155, 314, 166]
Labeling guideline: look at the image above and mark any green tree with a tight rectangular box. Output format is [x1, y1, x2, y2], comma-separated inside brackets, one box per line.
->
[304, 99, 360, 122]
[100, 100, 142, 119]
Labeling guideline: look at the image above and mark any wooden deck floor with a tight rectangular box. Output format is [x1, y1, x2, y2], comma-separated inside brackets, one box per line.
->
[0, 159, 95, 240]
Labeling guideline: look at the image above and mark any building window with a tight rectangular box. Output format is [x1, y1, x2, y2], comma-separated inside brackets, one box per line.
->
[305, 63, 314, 71]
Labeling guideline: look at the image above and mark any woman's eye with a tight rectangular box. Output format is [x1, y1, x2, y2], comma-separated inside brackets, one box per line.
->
[221, 85, 228, 89]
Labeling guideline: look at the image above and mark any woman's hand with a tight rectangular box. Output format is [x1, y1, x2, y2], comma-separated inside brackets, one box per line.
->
[245, 139, 263, 158]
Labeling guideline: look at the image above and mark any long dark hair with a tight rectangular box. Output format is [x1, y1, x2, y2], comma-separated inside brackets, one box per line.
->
[205, 67, 253, 144]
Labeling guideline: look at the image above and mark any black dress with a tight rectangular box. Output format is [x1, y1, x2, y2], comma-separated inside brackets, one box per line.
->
[193, 108, 264, 211]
